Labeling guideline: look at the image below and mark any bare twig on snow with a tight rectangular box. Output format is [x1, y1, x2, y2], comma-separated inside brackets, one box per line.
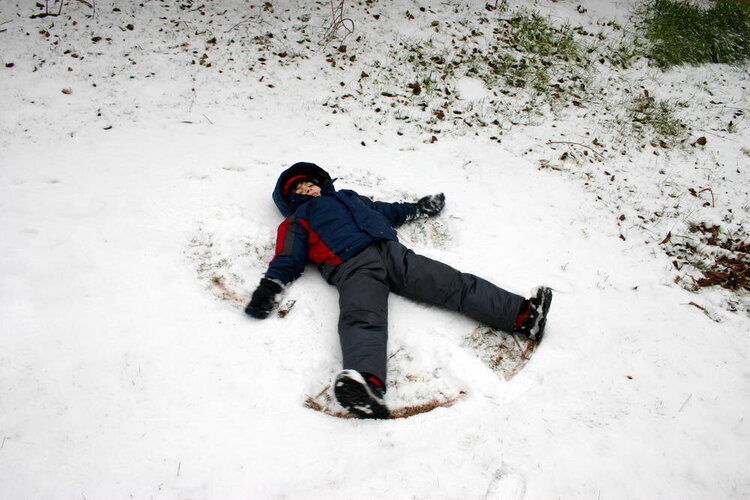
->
[320, 0, 354, 47]
[699, 187, 715, 207]
[546, 140, 606, 160]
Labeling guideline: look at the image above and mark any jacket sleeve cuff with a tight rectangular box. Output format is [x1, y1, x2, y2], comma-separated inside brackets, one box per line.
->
[261, 277, 285, 290]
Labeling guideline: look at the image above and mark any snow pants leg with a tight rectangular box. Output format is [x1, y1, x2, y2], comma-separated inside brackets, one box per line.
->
[378, 240, 525, 332]
[327, 244, 391, 384]
[327, 240, 525, 384]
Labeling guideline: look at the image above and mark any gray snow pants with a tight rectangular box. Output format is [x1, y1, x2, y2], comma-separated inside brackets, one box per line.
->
[324, 240, 524, 384]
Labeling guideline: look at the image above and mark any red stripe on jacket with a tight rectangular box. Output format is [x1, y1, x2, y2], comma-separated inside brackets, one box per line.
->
[297, 218, 342, 265]
[273, 216, 342, 265]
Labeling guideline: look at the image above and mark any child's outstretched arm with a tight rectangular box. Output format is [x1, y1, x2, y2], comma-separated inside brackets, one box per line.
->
[245, 216, 308, 319]
[362, 192, 445, 227]
[415, 193, 445, 217]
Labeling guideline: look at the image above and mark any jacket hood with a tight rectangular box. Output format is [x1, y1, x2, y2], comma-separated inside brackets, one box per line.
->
[272, 162, 334, 217]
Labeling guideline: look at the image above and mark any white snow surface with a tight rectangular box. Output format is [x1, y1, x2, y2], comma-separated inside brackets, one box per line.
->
[1, 0, 749, 499]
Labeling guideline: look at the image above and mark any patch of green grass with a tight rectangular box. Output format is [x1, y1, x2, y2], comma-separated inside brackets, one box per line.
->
[503, 13, 581, 61]
[627, 93, 686, 143]
[487, 12, 587, 94]
[640, 0, 750, 68]
[400, 11, 588, 106]
[605, 35, 647, 68]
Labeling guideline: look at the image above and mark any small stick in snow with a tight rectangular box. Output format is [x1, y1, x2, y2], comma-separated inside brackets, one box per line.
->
[388, 347, 404, 360]
[304, 396, 326, 412]
[510, 333, 524, 354]
[698, 188, 715, 207]
[686, 301, 707, 312]
[678, 394, 692, 412]
[320, 0, 355, 47]
[224, 15, 268, 33]
[225, 20, 253, 32]
[546, 140, 605, 160]
[277, 299, 297, 318]
[314, 385, 331, 400]
[35, 0, 65, 17]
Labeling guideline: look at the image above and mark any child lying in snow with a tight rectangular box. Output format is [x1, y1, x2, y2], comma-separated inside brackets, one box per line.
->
[246, 162, 552, 419]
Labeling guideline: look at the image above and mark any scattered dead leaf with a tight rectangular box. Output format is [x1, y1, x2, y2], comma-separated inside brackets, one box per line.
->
[692, 136, 707, 146]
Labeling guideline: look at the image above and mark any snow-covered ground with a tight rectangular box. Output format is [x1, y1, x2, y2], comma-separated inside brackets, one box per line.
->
[1, 0, 749, 498]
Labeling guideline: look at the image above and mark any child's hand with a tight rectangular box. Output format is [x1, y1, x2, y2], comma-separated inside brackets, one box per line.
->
[245, 278, 283, 319]
[417, 193, 445, 217]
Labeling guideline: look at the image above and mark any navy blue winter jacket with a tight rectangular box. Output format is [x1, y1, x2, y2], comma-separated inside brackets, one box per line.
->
[265, 162, 418, 285]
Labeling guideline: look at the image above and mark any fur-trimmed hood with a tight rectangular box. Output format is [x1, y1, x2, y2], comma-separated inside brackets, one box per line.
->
[272, 162, 334, 217]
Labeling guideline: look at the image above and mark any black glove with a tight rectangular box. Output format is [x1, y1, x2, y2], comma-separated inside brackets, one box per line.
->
[416, 193, 445, 217]
[245, 278, 283, 319]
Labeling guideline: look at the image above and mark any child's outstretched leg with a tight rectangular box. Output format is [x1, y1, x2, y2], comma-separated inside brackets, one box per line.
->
[378, 240, 527, 332]
[328, 245, 390, 387]
[327, 245, 391, 418]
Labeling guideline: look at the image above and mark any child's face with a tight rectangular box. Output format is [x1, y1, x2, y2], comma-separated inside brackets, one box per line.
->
[294, 181, 321, 197]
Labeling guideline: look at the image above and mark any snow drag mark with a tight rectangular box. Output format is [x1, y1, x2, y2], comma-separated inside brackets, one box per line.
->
[464, 327, 538, 380]
[398, 215, 452, 250]
[305, 342, 468, 419]
[185, 208, 275, 307]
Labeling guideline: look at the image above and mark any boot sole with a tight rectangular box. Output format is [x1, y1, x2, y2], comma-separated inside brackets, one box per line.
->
[334, 371, 390, 419]
[531, 287, 553, 342]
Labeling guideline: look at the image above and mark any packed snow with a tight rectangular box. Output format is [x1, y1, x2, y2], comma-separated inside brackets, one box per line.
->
[1, 0, 749, 498]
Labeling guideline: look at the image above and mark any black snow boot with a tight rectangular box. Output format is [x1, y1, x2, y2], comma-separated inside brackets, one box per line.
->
[514, 286, 553, 341]
[334, 370, 390, 419]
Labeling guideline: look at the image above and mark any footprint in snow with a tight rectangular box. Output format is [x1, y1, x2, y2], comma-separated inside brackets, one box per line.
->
[483, 466, 527, 500]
